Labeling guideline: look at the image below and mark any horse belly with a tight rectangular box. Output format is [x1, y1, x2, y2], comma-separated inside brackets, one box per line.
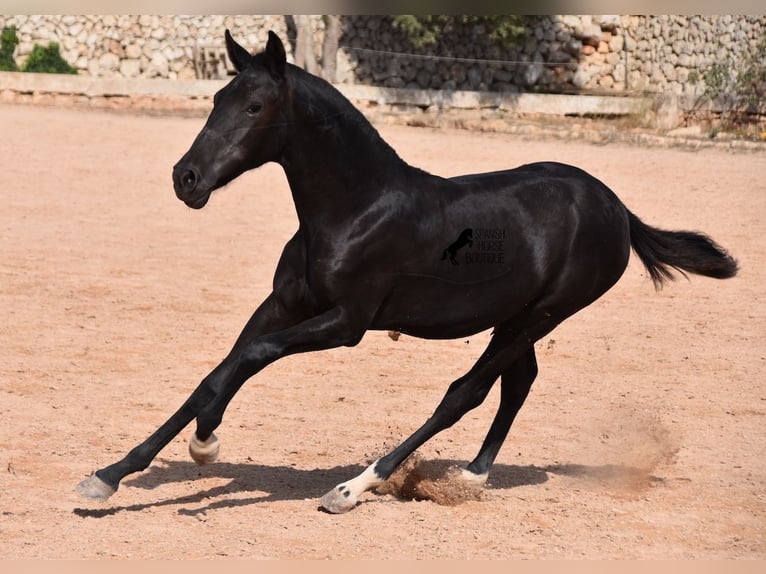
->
[370, 273, 535, 340]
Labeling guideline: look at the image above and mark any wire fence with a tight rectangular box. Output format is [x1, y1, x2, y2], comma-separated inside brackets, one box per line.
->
[338, 45, 567, 68]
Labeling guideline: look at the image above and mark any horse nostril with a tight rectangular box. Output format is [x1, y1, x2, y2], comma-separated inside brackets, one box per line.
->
[174, 166, 199, 195]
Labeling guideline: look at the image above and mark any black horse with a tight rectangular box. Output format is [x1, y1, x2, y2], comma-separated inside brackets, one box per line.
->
[77, 31, 738, 513]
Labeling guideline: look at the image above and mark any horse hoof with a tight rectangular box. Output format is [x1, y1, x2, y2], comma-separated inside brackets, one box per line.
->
[76, 473, 117, 501]
[189, 432, 220, 465]
[319, 485, 358, 514]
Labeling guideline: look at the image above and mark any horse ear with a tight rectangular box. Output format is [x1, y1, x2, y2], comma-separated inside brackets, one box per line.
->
[264, 30, 286, 79]
[225, 29, 252, 73]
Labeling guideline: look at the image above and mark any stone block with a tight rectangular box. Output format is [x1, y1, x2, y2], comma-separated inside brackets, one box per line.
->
[119, 58, 141, 78]
[98, 52, 120, 72]
[125, 44, 142, 59]
[595, 15, 621, 30]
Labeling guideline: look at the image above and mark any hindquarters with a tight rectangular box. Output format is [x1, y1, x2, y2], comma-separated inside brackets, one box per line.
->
[489, 164, 636, 332]
[515, 164, 634, 320]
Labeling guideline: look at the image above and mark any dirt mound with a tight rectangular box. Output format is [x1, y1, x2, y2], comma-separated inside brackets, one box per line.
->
[377, 453, 484, 506]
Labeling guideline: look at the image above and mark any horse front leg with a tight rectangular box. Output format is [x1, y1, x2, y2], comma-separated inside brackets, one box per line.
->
[77, 302, 367, 501]
[76, 362, 227, 500]
[183, 304, 368, 482]
[186, 286, 315, 466]
[76, 292, 306, 501]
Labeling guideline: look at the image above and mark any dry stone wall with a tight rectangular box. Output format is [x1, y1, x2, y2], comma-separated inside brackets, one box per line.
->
[340, 15, 765, 96]
[1, 14, 763, 97]
[0, 15, 287, 79]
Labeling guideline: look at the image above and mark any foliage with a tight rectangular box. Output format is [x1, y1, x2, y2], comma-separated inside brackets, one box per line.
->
[1, 26, 78, 74]
[0, 25, 19, 71]
[21, 41, 77, 74]
[392, 15, 529, 49]
[689, 35, 766, 129]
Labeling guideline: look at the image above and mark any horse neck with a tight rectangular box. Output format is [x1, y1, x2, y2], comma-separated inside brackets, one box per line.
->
[278, 71, 414, 227]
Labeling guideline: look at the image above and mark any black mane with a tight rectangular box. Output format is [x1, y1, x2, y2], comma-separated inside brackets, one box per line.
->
[283, 62, 405, 165]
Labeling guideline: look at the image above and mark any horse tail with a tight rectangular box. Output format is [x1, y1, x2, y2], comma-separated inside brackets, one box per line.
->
[627, 210, 738, 290]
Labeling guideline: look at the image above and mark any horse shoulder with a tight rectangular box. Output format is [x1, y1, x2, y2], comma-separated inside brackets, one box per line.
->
[271, 231, 320, 316]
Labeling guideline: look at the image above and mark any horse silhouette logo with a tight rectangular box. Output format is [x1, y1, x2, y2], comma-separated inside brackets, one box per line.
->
[441, 228, 473, 265]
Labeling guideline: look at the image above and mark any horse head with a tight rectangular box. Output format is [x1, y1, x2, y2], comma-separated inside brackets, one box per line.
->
[172, 30, 289, 209]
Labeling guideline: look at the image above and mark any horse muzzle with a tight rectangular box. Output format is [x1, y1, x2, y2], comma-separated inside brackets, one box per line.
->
[172, 164, 210, 209]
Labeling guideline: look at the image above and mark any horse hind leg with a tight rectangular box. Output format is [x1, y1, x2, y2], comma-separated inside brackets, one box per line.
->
[320, 312, 562, 513]
[462, 346, 538, 485]
[320, 365, 500, 513]
[319, 319, 551, 513]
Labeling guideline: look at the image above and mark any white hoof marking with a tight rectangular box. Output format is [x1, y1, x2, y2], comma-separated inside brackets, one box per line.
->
[320, 460, 384, 514]
[460, 468, 489, 486]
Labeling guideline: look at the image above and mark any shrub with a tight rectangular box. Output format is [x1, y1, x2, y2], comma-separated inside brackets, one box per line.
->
[21, 42, 77, 74]
[690, 35, 766, 130]
[0, 25, 19, 71]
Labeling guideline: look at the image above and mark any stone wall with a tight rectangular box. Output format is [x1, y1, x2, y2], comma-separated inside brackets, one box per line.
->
[0, 15, 287, 79]
[0, 14, 763, 97]
[340, 15, 765, 96]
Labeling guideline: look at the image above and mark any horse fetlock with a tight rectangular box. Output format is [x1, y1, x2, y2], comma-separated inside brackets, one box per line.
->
[76, 473, 117, 501]
[189, 432, 220, 465]
[460, 468, 489, 486]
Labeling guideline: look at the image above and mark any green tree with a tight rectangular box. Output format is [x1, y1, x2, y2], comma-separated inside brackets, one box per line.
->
[392, 15, 529, 48]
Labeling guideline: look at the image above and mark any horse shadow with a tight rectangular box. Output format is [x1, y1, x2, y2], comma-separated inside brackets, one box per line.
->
[73, 458, 629, 518]
[73, 459, 364, 518]
[73, 458, 663, 518]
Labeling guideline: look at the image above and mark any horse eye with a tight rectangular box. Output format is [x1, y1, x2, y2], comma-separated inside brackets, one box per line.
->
[246, 103, 263, 115]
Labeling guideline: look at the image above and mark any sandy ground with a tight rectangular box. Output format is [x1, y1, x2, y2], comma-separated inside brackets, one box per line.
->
[0, 103, 764, 559]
